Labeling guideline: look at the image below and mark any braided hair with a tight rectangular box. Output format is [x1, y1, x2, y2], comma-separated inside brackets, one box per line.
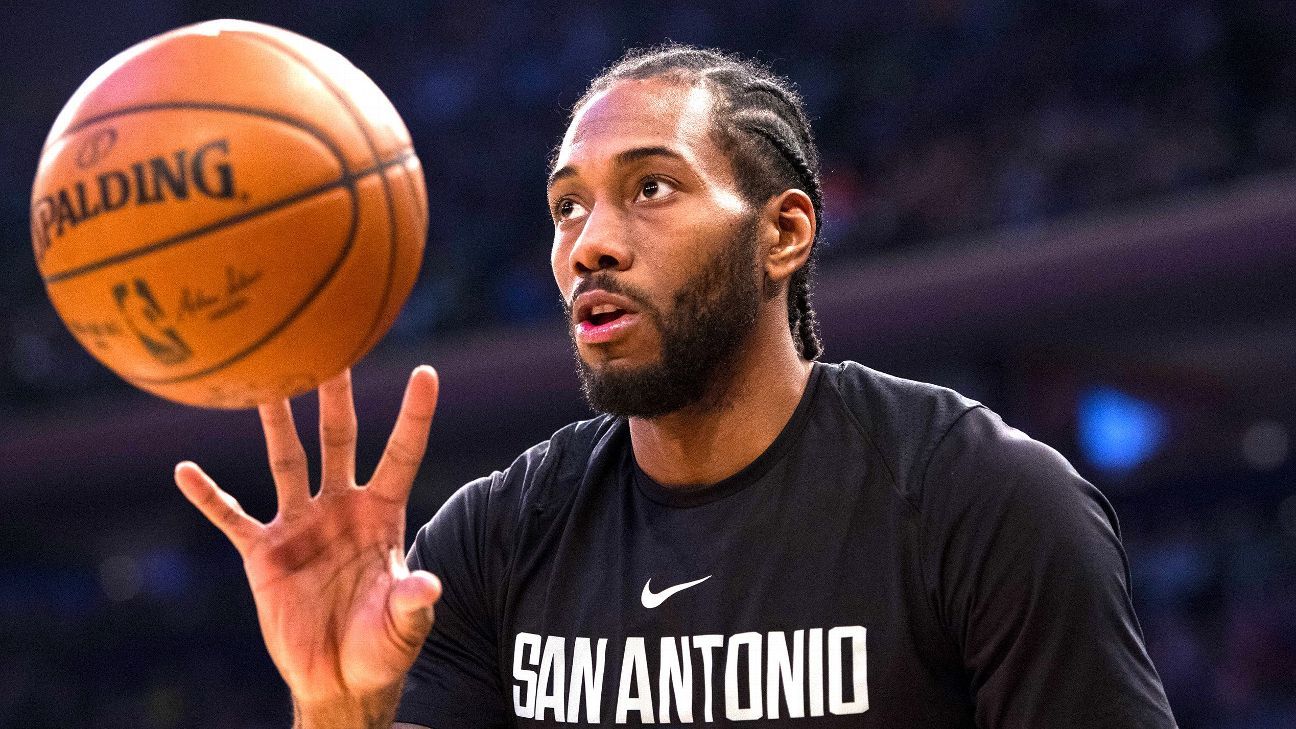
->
[569, 44, 825, 360]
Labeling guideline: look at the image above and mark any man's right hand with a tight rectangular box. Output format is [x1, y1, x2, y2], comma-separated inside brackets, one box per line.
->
[174, 367, 443, 727]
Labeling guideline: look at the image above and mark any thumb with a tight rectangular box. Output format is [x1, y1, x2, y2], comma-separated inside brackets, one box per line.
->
[389, 570, 442, 646]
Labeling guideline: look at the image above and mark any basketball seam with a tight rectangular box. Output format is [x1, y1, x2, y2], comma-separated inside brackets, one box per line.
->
[47, 148, 415, 284]
[124, 175, 360, 386]
[45, 43, 418, 396]
[241, 32, 405, 367]
[43, 101, 357, 283]
[122, 149, 411, 387]
[42, 155, 406, 284]
[48, 103, 384, 387]
[46, 100, 374, 389]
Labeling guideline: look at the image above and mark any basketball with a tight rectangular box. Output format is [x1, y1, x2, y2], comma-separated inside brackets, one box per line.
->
[29, 19, 427, 409]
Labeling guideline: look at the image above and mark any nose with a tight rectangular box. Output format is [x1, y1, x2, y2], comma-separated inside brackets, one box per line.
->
[567, 204, 633, 276]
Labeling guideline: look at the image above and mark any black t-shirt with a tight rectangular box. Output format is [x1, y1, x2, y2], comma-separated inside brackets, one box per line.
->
[397, 361, 1176, 727]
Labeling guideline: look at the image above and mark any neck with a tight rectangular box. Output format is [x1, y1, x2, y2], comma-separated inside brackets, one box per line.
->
[628, 308, 813, 487]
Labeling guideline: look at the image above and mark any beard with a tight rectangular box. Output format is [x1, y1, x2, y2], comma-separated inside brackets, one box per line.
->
[565, 215, 763, 418]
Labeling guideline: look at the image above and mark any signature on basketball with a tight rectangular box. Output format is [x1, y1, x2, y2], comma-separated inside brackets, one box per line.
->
[177, 265, 263, 322]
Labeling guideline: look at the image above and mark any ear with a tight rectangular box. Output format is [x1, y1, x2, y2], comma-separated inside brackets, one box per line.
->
[763, 189, 816, 286]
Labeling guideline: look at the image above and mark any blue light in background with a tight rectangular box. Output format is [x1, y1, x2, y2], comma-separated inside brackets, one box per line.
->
[1078, 386, 1168, 472]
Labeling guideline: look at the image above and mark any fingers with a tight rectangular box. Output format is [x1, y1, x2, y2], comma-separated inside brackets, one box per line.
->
[386, 547, 440, 648]
[258, 399, 311, 514]
[370, 366, 439, 501]
[174, 461, 262, 553]
[389, 568, 442, 648]
[318, 369, 357, 493]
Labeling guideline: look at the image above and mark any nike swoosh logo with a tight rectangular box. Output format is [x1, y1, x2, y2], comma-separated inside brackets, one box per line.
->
[641, 575, 712, 609]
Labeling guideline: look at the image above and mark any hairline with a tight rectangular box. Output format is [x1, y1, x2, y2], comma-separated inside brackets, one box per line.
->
[550, 73, 788, 209]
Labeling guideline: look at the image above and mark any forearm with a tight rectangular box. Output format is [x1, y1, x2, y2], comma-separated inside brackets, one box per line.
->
[292, 681, 404, 729]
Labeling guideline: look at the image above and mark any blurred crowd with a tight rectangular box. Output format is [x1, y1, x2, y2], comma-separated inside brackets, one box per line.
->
[1, 1, 1295, 727]
[1126, 482, 1296, 729]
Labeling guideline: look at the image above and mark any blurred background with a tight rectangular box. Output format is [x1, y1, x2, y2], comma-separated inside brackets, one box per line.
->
[1, 0, 1294, 726]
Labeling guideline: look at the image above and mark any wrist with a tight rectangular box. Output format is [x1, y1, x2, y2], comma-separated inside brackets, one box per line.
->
[293, 683, 402, 729]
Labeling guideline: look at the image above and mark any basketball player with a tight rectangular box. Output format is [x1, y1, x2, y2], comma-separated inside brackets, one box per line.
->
[174, 46, 1178, 727]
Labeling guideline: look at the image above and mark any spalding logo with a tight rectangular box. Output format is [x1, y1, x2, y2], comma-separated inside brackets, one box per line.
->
[32, 135, 239, 261]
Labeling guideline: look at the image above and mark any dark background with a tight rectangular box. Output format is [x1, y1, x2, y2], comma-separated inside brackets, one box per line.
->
[2, 1, 1295, 727]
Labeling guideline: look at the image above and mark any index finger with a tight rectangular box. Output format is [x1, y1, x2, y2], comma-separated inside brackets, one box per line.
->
[369, 366, 439, 500]
[174, 461, 263, 554]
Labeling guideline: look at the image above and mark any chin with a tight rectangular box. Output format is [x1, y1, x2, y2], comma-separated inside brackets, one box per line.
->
[580, 352, 654, 376]
[576, 337, 655, 366]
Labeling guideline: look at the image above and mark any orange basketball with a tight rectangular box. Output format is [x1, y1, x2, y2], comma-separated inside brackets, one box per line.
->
[30, 19, 427, 409]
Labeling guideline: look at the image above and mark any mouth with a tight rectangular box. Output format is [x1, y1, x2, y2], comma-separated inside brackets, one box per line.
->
[577, 310, 641, 345]
[587, 303, 626, 327]
[573, 291, 642, 345]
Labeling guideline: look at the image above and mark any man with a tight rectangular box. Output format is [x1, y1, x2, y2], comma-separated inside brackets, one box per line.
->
[175, 45, 1177, 727]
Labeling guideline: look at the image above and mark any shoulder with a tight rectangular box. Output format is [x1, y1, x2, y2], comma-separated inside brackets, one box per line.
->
[817, 361, 1092, 523]
[408, 414, 624, 585]
[923, 404, 1076, 488]
[816, 360, 981, 505]
[917, 401, 1120, 547]
[419, 413, 624, 545]
[923, 404, 1083, 501]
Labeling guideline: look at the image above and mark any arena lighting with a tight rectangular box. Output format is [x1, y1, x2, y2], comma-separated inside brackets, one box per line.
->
[1077, 386, 1168, 473]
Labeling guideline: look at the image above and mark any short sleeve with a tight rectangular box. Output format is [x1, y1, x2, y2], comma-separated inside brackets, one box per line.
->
[920, 406, 1177, 728]
[396, 475, 512, 728]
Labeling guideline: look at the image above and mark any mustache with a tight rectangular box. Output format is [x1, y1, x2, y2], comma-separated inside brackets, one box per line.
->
[564, 272, 659, 319]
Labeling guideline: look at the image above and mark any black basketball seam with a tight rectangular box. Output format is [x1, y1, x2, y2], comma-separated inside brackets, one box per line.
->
[42, 149, 413, 284]
[44, 101, 356, 282]
[121, 177, 355, 387]
[60, 102, 351, 162]
[41, 101, 401, 387]
[254, 35, 404, 364]
[43, 54, 415, 395]
[242, 32, 405, 367]
[124, 150, 416, 387]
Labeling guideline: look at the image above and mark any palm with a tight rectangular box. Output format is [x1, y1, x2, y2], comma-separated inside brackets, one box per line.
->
[244, 489, 403, 697]
[175, 368, 442, 706]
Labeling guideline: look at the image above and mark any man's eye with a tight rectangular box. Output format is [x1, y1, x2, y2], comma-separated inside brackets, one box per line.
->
[554, 198, 588, 222]
[635, 176, 677, 202]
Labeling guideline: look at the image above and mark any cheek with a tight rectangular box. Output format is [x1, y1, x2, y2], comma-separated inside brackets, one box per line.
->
[550, 234, 570, 290]
[646, 217, 733, 277]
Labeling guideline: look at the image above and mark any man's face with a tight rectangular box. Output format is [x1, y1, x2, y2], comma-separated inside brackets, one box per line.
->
[547, 78, 766, 417]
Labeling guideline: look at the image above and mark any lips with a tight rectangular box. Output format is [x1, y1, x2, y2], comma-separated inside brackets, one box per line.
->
[573, 289, 642, 345]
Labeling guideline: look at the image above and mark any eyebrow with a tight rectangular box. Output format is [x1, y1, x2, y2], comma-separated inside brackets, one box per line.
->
[546, 145, 687, 190]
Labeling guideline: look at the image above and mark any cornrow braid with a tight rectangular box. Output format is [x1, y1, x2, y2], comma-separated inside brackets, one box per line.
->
[568, 43, 824, 360]
[737, 122, 823, 360]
